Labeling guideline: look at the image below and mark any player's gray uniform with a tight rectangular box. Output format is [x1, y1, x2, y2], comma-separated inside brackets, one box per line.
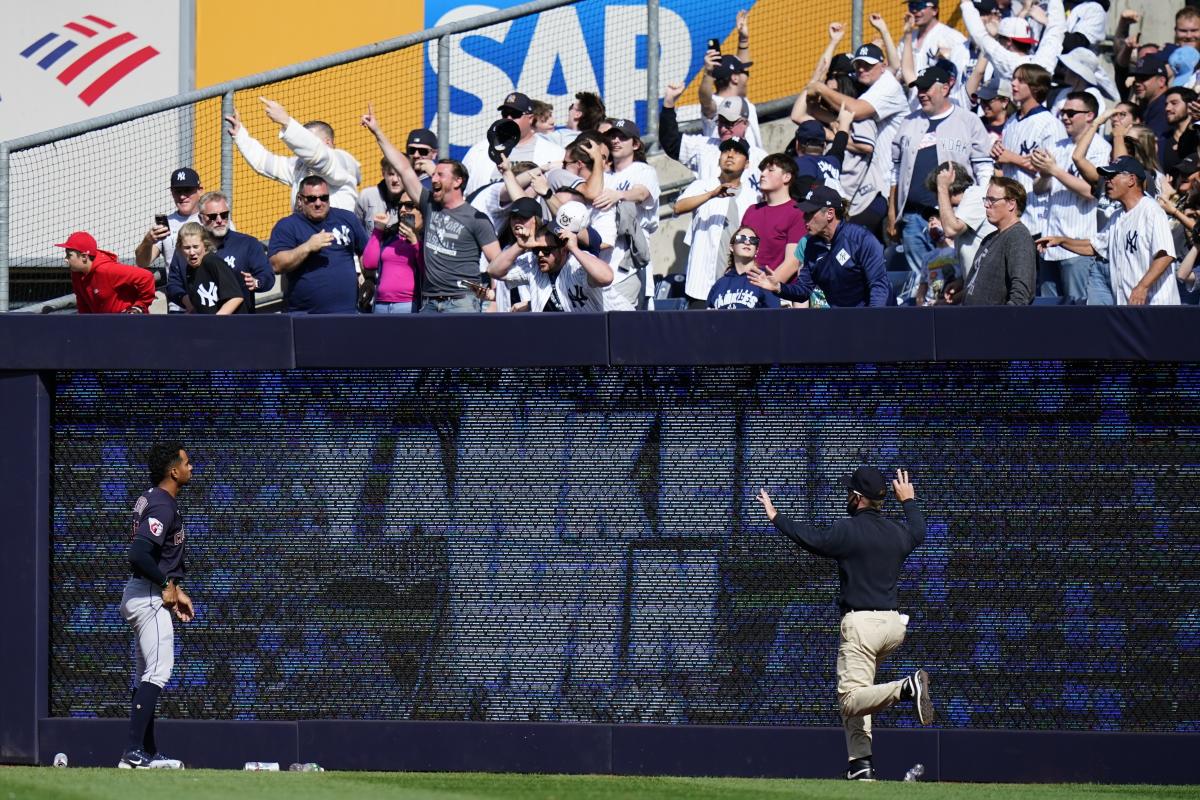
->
[124, 487, 185, 688]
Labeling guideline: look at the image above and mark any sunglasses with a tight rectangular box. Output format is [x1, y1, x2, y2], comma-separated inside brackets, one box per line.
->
[500, 109, 528, 120]
[1059, 109, 1088, 119]
[398, 201, 417, 210]
[407, 147, 433, 157]
[202, 210, 230, 222]
[532, 244, 564, 256]
[300, 194, 330, 204]
[732, 234, 760, 245]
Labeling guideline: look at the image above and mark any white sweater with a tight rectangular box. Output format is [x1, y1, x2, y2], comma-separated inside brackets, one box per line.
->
[233, 118, 361, 211]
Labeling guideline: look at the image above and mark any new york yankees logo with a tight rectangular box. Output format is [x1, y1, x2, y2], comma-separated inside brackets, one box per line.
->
[1125, 230, 1139, 254]
[196, 282, 219, 307]
[330, 225, 352, 247]
[749, 174, 761, 192]
[1019, 140, 1035, 156]
[224, 256, 237, 269]
[568, 284, 588, 308]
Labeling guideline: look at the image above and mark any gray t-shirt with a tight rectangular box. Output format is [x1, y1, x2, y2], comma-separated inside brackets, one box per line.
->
[962, 221, 1035, 306]
[419, 188, 498, 296]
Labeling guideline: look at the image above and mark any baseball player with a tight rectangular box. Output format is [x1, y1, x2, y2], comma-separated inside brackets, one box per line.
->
[118, 443, 194, 769]
[756, 467, 932, 781]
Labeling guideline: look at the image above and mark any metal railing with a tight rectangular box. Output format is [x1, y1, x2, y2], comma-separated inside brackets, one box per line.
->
[1, 0, 869, 313]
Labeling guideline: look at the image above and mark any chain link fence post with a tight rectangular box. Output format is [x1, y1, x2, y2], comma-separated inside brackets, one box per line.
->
[0, 144, 9, 313]
[221, 91, 235, 202]
[852, 0, 864, 50]
[438, 36, 451, 160]
[646, 0, 660, 149]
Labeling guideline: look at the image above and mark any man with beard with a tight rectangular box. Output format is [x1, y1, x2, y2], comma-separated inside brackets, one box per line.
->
[361, 106, 501, 313]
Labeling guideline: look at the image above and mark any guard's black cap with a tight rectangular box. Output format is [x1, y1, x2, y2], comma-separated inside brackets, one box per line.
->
[841, 466, 888, 501]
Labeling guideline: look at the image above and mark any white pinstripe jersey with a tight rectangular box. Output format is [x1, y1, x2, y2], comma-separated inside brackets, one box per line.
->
[1001, 106, 1067, 234]
[1041, 134, 1111, 261]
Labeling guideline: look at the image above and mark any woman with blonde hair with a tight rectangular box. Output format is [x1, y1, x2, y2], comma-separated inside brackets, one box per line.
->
[176, 221, 244, 315]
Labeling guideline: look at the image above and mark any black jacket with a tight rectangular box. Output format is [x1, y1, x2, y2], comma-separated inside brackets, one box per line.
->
[774, 500, 925, 612]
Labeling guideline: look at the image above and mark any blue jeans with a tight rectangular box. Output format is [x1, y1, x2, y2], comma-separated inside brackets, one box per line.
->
[419, 295, 481, 314]
[374, 301, 413, 314]
[1087, 259, 1115, 306]
[900, 211, 934, 301]
[1038, 255, 1093, 303]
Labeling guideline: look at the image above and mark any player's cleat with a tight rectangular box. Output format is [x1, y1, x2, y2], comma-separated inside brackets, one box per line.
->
[117, 749, 153, 769]
[147, 753, 184, 769]
[845, 757, 875, 781]
[909, 668, 934, 725]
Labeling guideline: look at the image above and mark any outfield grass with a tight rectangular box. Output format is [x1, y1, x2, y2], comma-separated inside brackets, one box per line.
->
[0, 769, 1196, 800]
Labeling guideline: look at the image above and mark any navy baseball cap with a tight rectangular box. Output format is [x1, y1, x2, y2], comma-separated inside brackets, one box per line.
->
[910, 66, 952, 91]
[794, 119, 827, 144]
[841, 466, 888, 501]
[406, 128, 438, 149]
[719, 136, 750, 156]
[508, 196, 543, 221]
[797, 184, 843, 212]
[1129, 54, 1169, 78]
[498, 92, 533, 115]
[1097, 155, 1147, 182]
[712, 54, 753, 81]
[973, 0, 999, 12]
[606, 118, 641, 139]
[170, 167, 200, 189]
[852, 44, 885, 66]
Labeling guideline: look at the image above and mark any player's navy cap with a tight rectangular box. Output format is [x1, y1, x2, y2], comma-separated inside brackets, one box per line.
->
[508, 196, 543, 221]
[910, 66, 953, 91]
[852, 44, 885, 66]
[794, 119, 827, 144]
[406, 128, 438, 149]
[797, 184, 843, 213]
[719, 136, 751, 156]
[498, 92, 534, 115]
[841, 466, 888, 501]
[170, 167, 201, 189]
[1097, 155, 1147, 182]
[712, 54, 753, 82]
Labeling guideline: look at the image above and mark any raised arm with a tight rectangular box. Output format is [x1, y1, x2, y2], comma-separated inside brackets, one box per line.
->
[361, 104, 426, 201]
[281, 118, 357, 187]
[226, 105, 295, 185]
[660, 84, 685, 162]
[564, 230, 613, 287]
[867, 13, 903, 80]
[1071, 110, 1111, 186]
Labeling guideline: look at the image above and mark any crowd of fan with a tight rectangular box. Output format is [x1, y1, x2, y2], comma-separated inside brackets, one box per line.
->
[57, 1, 1200, 314]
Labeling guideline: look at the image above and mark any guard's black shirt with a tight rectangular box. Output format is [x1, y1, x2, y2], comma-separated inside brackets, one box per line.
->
[774, 499, 925, 612]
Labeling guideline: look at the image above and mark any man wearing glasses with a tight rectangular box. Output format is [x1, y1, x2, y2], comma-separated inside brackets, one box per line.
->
[165, 191, 274, 313]
[899, 1, 969, 105]
[954, 176, 1035, 305]
[267, 175, 367, 314]
[1029, 91, 1110, 302]
[461, 92, 565, 198]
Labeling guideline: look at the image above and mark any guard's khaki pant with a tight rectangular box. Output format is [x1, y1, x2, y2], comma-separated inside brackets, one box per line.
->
[836, 610, 907, 760]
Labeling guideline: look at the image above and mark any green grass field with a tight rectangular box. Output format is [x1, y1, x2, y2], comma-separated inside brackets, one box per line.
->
[0, 769, 1196, 800]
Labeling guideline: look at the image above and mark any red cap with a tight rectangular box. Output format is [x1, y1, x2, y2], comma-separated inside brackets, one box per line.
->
[54, 231, 101, 257]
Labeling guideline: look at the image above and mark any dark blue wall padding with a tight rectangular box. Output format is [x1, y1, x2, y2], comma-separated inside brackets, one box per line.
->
[291, 313, 610, 368]
[0, 373, 48, 763]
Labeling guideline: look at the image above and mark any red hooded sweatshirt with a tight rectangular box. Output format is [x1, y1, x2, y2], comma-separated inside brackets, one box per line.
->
[72, 252, 156, 313]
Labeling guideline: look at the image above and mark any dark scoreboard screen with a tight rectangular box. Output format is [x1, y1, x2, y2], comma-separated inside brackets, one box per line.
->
[49, 363, 1200, 731]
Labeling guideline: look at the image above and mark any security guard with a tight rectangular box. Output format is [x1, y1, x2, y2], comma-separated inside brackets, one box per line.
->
[757, 466, 932, 781]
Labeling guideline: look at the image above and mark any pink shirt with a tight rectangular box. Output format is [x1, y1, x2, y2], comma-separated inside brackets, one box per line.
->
[362, 229, 421, 303]
[740, 201, 807, 270]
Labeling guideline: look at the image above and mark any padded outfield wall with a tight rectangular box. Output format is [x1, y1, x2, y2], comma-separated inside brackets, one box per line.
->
[1, 309, 1198, 783]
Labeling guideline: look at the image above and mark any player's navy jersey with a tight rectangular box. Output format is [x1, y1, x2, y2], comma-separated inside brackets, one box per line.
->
[130, 487, 186, 580]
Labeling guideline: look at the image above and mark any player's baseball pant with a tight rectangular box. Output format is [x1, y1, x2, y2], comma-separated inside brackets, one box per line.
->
[120, 577, 174, 688]
[836, 610, 908, 761]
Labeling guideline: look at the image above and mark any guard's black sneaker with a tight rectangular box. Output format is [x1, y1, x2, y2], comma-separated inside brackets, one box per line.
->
[117, 749, 152, 769]
[845, 757, 875, 781]
[911, 668, 934, 725]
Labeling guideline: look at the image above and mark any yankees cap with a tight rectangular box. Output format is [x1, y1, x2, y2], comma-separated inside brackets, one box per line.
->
[841, 466, 888, 501]
[1097, 155, 1146, 182]
[170, 167, 201, 189]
